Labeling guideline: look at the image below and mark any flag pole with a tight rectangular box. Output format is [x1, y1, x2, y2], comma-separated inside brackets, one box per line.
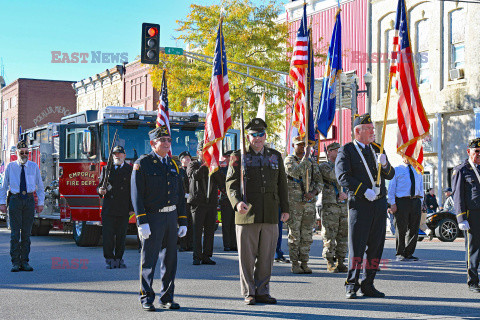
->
[376, 72, 394, 186]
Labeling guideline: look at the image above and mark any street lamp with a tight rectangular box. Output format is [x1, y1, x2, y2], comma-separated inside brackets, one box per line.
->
[355, 69, 373, 114]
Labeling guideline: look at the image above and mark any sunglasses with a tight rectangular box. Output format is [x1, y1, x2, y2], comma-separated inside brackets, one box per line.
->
[19, 151, 29, 155]
[250, 131, 265, 138]
[156, 138, 172, 143]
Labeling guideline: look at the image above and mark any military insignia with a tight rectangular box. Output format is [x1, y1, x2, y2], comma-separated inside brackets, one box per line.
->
[255, 119, 259, 124]
[160, 126, 169, 135]
[133, 163, 140, 170]
[153, 160, 158, 163]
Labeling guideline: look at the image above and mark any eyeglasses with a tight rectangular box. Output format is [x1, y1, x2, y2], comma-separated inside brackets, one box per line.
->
[19, 151, 29, 155]
[250, 131, 265, 138]
[156, 138, 172, 143]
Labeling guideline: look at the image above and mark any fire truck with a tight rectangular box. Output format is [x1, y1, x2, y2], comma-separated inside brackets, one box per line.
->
[8, 106, 239, 246]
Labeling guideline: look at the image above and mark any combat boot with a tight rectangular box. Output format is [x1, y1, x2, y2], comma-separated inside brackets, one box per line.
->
[291, 261, 304, 274]
[301, 262, 312, 274]
[336, 257, 348, 273]
[326, 258, 338, 273]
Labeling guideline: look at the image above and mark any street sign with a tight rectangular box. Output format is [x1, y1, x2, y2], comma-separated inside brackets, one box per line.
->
[164, 47, 184, 55]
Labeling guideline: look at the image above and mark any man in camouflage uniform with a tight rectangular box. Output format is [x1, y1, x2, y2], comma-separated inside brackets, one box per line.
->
[319, 142, 348, 273]
[285, 136, 323, 274]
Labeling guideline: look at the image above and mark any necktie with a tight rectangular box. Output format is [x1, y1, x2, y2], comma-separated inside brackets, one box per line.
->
[162, 158, 167, 166]
[408, 165, 415, 197]
[363, 145, 376, 172]
[20, 164, 27, 199]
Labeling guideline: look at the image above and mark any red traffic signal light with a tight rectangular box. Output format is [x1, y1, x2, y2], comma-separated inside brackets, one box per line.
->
[141, 23, 160, 65]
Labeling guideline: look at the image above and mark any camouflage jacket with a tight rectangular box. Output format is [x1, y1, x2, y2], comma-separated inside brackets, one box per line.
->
[285, 155, 323, 202]
[319, 160, 342, 205]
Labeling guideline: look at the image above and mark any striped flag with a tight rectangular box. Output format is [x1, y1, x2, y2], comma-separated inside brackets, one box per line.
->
[203, 19, 232, 175]
[289, 4, 308, 138]
[392, 0, 430, 173]
[156, 69, 170, 133]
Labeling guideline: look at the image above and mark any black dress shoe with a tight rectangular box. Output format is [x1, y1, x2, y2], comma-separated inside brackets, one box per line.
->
[360, 285, 385, 298]
[406, 255, 419, 261]
[244, 295, 256, 305]
[20, 263, 33, 271]
[160, 301, 180, 309]
[11, 265, 20, 272]
[193, 259, 201, 265]
[201, 258, 216, 265]
[142, 302, 155, 311]
[469, 284, 480, 293]
[231, 247, 238, 252]
[345, 289, 357, 299]
[255, 294, 277, 304]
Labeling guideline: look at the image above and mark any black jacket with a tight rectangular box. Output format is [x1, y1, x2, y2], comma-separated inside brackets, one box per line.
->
[425, 193, 439, 211]
[97, 163, 134, 216]
[187, 160, 226, 207]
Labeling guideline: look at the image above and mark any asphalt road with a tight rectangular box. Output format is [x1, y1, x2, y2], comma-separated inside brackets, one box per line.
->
[0, 223, 479, 320]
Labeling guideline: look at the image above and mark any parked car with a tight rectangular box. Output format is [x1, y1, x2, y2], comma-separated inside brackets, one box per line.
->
[424, 210, 460, 242]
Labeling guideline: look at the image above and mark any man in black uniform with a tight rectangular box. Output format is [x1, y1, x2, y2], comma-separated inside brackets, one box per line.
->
[452, 137, 480, 293]
[335, 114, 395, 299]
[178, 151, 193, 252]
[131, 125, 188, 311]
[220, 150, 237, 251]
[98, 146, 134, 269]
[187, 141, 226, 265]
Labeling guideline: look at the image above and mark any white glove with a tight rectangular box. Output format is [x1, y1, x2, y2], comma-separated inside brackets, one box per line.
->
[364, 188, 377, 201]
[377, 153, 387, 166]
[178, 226, 187, 237]
[137, 223, 151, 240]
[459, 221, 470, 231]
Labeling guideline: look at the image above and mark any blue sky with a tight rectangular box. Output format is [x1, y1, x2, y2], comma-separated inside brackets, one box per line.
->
[0, 0, 288, 85]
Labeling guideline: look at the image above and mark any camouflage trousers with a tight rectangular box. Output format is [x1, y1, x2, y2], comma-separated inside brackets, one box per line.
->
[321, 203, 348, 259]
[286, 201, 316, 263]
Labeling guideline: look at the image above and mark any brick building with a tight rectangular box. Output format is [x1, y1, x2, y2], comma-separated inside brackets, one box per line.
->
[1, 79, 76, 163]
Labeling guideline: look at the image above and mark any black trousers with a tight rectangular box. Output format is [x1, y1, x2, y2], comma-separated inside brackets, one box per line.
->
[102, 214, 129, 260]
[394, 197, 421, 258]
[220, 199, 237, 249]
[140, 210, 178, 304]
[9, 194, 35, 265]
[465, 209, 480, 286]
[179, 203, 193, 250]
[346, 196, 387, 291]
[191, 204, 217, 261]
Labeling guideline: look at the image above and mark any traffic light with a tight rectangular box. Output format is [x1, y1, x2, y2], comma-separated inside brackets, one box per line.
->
[141, 23, 160, 65]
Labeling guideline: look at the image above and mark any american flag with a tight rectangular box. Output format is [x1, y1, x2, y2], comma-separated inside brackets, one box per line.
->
[156, 69, 170, 133]
[203, 19, 232, 175]
[289, 4, 308, 138]
[392, 0, 430, 173]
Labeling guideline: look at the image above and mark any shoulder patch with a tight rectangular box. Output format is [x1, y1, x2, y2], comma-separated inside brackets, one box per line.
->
[133, 163, 140, 171]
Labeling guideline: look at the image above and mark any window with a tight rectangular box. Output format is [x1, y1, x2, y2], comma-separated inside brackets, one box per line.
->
[65, 128, 88, 159]
[423, 171, 431, 194]
[11, 96, 17, 108]
[450, 9, 465, 70]
[4, 99, 9, 110]
[385, 29, 395, 92]
[416, 19, 429, 84]
[11, 118, 15, 134]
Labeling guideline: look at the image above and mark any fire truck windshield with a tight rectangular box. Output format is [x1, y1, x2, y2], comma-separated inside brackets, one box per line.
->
[103, 124, 204, 160]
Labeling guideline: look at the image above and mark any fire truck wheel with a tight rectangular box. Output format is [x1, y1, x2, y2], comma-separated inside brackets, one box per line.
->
[73, 221, 101, 247]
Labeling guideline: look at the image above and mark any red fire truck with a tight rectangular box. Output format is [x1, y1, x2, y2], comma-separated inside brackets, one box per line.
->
[7, 106, 239, 246]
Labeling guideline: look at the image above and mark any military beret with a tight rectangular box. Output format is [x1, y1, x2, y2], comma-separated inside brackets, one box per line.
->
[353, 113, 372, 127]
[246, 118, 267, 133]
[112, 145, 125, 154]
[468, 137, 480, 148]
[197, 140, 204, 152]
[179, 151, 192, 160]
[326, 142, 341, 151]
[16, 140, 28, 149]
[443, 187, 452, 193]
[148, 125, 170, 140]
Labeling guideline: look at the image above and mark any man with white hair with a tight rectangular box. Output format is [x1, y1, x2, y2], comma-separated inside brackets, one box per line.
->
[0, 140, 45, 272]
[335, 113, 395, 299]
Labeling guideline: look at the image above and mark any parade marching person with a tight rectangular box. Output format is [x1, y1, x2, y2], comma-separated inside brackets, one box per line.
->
[335, 114, 395, 299]
[187, 141, 226, 265]
[387, 156, 424, 262]
[0, 140, 45, 272]
[284, 135, 323, 274]
[226, 118, 289, 305]
[179, 151, 193, 252]
[452, 137, 480, 293]
[318, 142, 348, 273]
[131, 126, 188, 311]
[97, 145, 134, 269]
[219, 150, 237, 252]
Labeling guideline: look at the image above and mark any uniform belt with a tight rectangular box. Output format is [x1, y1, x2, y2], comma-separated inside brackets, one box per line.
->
[159, 205, 176, 213]
[256, 186, 276, 194]
[399, 196, 421, 200]
[12, 192, 34, 196]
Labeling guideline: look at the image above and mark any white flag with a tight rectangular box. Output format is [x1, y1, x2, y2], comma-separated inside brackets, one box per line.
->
[256, 92, 266, 121]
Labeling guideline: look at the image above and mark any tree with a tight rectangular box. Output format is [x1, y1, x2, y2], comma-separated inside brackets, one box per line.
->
[150, 0, 324, 147]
